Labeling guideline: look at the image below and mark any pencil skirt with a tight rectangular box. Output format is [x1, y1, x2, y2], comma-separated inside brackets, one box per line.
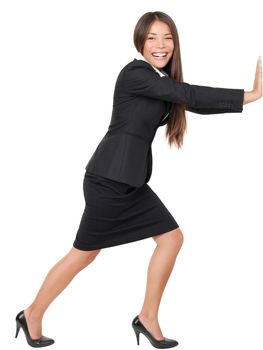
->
[73, 171, 179, 251]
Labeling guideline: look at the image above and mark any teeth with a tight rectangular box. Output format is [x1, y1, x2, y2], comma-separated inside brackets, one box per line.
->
[152, 53, 167, 57]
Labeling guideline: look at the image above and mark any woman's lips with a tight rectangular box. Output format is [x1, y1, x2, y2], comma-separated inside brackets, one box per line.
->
[152, 52, 168, 58]
[151, 52, 170, 61]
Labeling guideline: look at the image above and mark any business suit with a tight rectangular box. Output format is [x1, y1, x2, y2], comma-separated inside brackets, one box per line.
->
[85, 58, 244, 188]
[73, 57, 244, 251]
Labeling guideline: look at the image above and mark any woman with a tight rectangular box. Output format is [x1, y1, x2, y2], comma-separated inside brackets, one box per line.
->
[15, 11, 262, 349]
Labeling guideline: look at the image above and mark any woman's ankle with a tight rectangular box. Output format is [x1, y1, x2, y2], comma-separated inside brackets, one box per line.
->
[139, 311, 158, 322]
[24, 306, 44, 320]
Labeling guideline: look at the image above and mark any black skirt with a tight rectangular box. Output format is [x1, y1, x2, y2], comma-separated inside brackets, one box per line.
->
[73, 171, 179, 250]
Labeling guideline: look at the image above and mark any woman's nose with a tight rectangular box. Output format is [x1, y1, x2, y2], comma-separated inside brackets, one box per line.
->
[156, 39, 165, 49]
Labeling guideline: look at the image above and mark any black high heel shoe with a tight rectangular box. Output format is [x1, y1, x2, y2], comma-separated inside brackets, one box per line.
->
[15, 310, 55, 348]
[132, 315, 178, 349]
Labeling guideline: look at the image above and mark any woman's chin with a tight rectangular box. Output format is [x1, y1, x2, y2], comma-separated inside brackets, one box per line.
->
[150, 58, 171, 69]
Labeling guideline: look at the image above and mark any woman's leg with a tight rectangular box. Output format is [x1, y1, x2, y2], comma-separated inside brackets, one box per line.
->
[138, 228, 184, 340]
[23, 246, 101, 339]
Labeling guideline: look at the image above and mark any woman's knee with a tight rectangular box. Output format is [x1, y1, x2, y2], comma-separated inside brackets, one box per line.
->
[153, 227, 184, 247]
[69, 247, 101, 270]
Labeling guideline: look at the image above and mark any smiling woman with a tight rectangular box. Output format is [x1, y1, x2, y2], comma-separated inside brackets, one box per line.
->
[15, 10, 262, 350]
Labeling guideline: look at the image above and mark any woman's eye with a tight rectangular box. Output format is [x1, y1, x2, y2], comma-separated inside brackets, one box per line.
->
[166, 37, 173, 40]
[147, 37, 155, 40]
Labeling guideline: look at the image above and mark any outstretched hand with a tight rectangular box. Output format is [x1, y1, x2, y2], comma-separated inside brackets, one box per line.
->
[243, 56, 262, 104]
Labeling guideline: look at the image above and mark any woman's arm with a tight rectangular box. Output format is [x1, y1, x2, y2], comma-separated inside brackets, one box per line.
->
[123, 60, 243, 113]
[243, 56, 262, 105]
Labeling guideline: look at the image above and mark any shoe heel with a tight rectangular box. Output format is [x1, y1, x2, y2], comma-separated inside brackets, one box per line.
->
[15, 321, 21, 338]
[133, 327, 140, 345]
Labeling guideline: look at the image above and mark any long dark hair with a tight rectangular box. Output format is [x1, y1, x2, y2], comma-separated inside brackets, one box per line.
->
[133, 11, 186, 148]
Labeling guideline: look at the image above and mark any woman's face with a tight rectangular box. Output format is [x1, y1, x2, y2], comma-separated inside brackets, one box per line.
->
[142, 20, 174, 69]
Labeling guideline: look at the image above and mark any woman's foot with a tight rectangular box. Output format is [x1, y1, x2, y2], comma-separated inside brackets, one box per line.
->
[15, 310, 55, 347]
[138, 313, 164, 341]
[23, 308, 43, 340]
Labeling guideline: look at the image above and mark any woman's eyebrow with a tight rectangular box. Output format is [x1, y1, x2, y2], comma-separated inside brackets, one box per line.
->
[147, 32, 172, 35]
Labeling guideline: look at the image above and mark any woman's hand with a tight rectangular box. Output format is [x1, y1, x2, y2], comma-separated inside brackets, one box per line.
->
[243, 56, 262, 104]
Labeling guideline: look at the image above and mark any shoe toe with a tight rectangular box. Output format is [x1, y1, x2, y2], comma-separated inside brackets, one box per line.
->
[162, 337, 179, 346]
[34, 336, 55, 346]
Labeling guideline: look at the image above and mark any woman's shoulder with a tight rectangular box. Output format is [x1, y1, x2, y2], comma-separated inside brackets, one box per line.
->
[117, 59, 158, 82]
[123, 58, 154, 71]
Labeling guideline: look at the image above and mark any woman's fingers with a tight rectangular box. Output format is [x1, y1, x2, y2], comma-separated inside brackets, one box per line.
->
[253, 56, 262, 98]
[243, 56, 262, 104]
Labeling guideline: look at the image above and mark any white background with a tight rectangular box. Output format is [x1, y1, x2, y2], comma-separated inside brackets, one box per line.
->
[0, 0, 262, 349]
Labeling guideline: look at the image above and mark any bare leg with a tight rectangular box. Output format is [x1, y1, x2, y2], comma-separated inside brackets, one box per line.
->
[138, 228, 184, 340]
[24, 247, 101, 339]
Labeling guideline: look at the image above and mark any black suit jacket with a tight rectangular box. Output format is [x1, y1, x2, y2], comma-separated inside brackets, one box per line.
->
[85, 59, 244, 187]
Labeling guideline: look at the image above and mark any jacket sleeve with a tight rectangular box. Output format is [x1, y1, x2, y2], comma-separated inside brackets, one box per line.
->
[124, 61, 244, 114]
